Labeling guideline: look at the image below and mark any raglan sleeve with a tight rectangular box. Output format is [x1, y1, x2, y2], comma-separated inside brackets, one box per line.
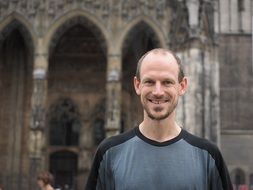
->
[209, 147, 233, 190]
[85, 147, 103, 190]
[85, 142, 114, 190]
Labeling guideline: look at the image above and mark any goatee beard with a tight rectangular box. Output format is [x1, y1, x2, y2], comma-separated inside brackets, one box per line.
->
[144, 101, 178, 121]
[145, 107, 174, 121]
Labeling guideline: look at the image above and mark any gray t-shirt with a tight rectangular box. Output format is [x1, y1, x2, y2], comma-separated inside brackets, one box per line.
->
[86, 127, 232, 190]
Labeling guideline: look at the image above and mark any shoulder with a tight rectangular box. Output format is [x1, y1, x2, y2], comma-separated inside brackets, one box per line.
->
[179, 130, 232, 190]
[182, 130, 228, 178]
[96, 127, 136, 158]
[182, 130, 232, 189]
[182, 130, 222, 161]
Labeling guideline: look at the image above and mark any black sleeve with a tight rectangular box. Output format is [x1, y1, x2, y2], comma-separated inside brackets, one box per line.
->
[212, 148, 233, 190]
[85, 129, 136, 190]
[183, 131, 233, 190]
[85, 147, 103, 190]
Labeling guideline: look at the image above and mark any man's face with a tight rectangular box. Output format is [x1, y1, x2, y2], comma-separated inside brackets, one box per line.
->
[134, 52, 187, 121]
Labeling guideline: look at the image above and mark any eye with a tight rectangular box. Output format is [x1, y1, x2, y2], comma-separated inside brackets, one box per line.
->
[163, 80, 174, 86]
[143, 80, 154, 85]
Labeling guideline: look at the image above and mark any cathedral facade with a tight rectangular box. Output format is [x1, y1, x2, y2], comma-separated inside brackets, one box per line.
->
[0, 0, 252, 189]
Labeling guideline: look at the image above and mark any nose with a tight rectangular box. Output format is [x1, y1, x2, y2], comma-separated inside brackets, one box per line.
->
[152, 82, 164, 96]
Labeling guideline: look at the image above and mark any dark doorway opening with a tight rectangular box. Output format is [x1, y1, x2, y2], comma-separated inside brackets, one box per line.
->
[50, 151, 78, 190]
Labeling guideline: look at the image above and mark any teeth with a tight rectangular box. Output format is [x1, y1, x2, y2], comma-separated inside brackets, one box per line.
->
[151, 100, 165, 104]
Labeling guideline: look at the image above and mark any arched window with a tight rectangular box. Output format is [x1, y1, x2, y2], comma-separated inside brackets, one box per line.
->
[49, 98, 81, 146]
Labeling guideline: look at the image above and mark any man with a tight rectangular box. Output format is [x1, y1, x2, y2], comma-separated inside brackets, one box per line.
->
[85, 48, 232, 190]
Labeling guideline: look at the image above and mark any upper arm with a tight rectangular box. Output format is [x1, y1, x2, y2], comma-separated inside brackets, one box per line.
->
[210, 151, 233, 190]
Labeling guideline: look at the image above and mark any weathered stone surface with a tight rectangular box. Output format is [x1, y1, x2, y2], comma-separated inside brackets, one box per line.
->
[0, 0, 253, 189]
[219, 35, 253, 130]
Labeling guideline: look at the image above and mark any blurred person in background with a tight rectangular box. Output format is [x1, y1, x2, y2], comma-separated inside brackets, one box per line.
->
[37, 171, 54, 190]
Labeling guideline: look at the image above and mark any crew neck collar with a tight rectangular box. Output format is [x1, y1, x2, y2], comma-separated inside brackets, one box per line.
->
[134, 126, 185, 146]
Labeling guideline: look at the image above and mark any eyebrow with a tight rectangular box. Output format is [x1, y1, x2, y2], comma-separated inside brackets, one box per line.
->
[141, 76, 177, 84]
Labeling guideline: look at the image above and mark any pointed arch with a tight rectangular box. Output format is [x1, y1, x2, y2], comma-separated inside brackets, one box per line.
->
[121, 20, 162, 90]
[117, 16, 167, 53]
[0, 12, 37, 50]
[120, 18, 164, 132]
[0, 15, 34, 187]
[44, 10, 109, 56]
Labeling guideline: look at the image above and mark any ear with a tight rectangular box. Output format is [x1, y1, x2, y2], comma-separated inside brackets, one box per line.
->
[134, 76, 141, 95]
[178, 77, 188, 96]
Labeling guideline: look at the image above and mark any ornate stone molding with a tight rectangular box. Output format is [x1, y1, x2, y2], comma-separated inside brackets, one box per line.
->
[0, 0, 39, 21]
[169, 0, 217, 50]
[169, 1, 189, 49]
[200, 1, 218, 45]
[120, 0, 166, 21]
[0, 0, 167, 33]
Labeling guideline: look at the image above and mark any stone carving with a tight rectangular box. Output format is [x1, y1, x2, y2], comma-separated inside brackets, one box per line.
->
[169, 1, 190, 49]
[186, 0, 200, 31]
[200, 1, 217, 44]
[120, 0, 165, 21]
[47, 98, 81, 146]
[31, 79, 46, 129]
[0, 0, 167, 32]
[107, 69, 120, 82]
[169, 0, 217, 49]
[29, 130, 44, 157]
[48, 98, 80, 122]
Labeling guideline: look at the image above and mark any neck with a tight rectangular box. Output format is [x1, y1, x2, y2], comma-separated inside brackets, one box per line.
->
[139, 112, 181, 142]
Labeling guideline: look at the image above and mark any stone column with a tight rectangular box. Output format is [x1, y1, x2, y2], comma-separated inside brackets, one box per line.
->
[209, 47, 220, 146]
[28, 52, 48, 190]
[174, 0, 220, 146]
[105, 54, 122, 137]
[176, 46, 220, 145]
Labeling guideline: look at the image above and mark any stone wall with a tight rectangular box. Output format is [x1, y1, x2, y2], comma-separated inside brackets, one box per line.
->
[216, 0, 253, 185]
[219, 34, 253, 130]
[1, 0, 251, 189]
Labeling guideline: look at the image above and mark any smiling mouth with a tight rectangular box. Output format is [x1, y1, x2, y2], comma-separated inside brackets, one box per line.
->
[148, 99, 168, 104]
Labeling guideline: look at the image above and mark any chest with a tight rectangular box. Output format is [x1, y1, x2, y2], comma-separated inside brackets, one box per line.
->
[110, 142, 210, 190]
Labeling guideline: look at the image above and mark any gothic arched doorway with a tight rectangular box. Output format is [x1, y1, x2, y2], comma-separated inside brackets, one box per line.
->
[47, 98, 80, 189]
[47, 16, 107, 189]
[0, 20, 33, 190]
[121, 21, 161, 132]
[50, 151, 78, 189]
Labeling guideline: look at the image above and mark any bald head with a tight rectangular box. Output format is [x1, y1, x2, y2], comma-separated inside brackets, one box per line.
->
[135, 48, 184, 82]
